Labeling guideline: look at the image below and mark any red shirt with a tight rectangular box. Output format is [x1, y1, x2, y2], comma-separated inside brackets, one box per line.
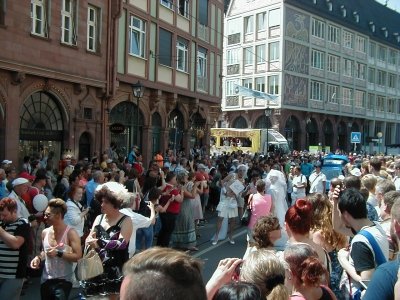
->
[195, 171, 209, 194]
[159, 185, 181, 214]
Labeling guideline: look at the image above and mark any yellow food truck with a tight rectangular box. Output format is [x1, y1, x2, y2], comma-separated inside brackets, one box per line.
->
[210, 128, 289, 155]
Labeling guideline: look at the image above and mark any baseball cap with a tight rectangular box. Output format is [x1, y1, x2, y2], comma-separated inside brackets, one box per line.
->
[18, 172, 35, 181]
[197, 164, 207, 170]
[12, 177, 29, 187]
[2, 160, 12, 164]
[350, 168, 361, 177]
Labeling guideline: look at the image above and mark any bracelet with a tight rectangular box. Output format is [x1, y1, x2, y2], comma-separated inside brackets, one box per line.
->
[36, 256, 42, 262]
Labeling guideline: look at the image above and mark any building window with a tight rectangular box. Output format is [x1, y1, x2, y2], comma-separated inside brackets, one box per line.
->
[244, 47, 253, 66]
[255, 77, 265, 92]
[355, 36, 366, 53]
[256, 12, 266, 32]
[367, 94, 375, 109]
[226, 80, 240, 96]
[129, 16, 146, 58]
[0, 0, 5, 26]
[389, 49, 397, 65]
[227, 48, 240, 65]
[197, 47, 207, 77]
[87, 6, 99, 52]
[327, 54, 339, 73]
[198, 0, 208, 26]
[83, 107, 93, 120]
[311, 18, 325, 39]
[369, 42, 376, 58]
[267, 75, 279, 94]
[243, 78, 253, 90]
[61, 0, 77, 45]
[327, 25, 339, 44]
[388, 73, 396, 88]
[343, 30, 353, 49]
[268, 8, 280, 38]
[244, 16, 254, 34]
[355, 62, 366, 80]
[327, 84, 338, 103]
[178, 0, 189, 18]
[355, 90, 365, 107]
[342, 87, 352, 106]
[159, 28, 172, 67]
[388, 98, 395, 113]
[368, 68, 375, 84]
[343, 59, 353, 77]
[377, 95, 385, 111]
[176, 38, 188, 72]
[268, 41, 279, 62]
[160, 0, 173, 10]
[310, 81, 324, 101]
[377, 70, 386, 86]
[31, 0, 48, 37]
[256, 44, 265, 64]
[378, 45, 386, 62]
[311, 49, 324, 70]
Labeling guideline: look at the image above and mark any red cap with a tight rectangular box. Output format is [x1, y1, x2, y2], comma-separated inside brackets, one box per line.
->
[18, 171, 35, 181]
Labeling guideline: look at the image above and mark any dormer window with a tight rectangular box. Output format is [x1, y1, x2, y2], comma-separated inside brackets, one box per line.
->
[353, 11, 359, 23]
[394, 33, 400, 43]
[369, 21, 375, 32]
[341, 5, 346, 18]
[382, 27, 388, 38]
[326, 0, 332, 11]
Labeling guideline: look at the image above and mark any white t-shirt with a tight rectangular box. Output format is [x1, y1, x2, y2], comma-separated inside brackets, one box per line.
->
[393, 176, 400, 191]
[309, 171, 327, 194]
[120, 208, 152, 257]
[292, 174, 307, 199]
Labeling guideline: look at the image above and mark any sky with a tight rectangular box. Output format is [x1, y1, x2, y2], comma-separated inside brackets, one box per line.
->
[375, 0, 400, 12]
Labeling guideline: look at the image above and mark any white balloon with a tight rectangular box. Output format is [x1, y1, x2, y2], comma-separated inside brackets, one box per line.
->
[33, 194, 48, 212]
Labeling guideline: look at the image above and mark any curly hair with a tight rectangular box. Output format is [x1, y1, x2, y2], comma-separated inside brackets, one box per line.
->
[252, 215, 280, 249]
[95, 186, 123, 209]
[308, 193, 347, 250]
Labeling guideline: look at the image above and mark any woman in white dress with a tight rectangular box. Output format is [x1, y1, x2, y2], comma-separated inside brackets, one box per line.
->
[212, 174, 238, 245]
[266, 169, 289, 249]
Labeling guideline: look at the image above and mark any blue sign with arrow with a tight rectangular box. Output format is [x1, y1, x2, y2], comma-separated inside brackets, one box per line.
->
[351, 132, 361, 143]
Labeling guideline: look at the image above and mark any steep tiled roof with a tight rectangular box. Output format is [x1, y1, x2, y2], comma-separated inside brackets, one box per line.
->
[285, 0, 400, 48]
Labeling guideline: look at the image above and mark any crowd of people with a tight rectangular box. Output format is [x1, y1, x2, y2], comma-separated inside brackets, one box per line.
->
[0, 146, 400, 299]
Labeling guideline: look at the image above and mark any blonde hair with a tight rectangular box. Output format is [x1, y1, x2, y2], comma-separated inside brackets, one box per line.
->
[361, 174, 377, 191]
[308, 193, 347, 250]
[240, 249, 289, 300]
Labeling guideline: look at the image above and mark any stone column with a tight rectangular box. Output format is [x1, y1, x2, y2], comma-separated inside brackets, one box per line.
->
[142, 126, 152, 167]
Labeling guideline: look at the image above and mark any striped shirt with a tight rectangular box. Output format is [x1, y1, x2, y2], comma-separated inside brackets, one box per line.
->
[0, 218, 30, 279]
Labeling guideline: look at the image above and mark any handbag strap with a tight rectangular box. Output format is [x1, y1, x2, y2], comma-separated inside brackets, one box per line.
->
[358, 229, 387, 266]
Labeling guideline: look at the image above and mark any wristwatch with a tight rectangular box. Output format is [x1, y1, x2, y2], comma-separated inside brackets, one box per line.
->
[57, 250, 64, 258]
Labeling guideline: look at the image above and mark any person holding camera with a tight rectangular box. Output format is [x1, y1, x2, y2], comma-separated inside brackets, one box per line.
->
[156, 172, 183, 247]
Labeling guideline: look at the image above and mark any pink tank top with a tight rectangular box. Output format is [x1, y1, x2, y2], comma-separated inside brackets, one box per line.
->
[248, 193, 272, 229]
[42, 226, 74, 282]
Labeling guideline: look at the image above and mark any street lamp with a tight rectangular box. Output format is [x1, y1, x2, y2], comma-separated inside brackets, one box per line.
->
[265, 107, 272, 156]
[131, 81, 144, 145]
[377, 131, 383, 154]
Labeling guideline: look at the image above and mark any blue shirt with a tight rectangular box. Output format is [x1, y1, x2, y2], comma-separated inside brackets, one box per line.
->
[363, 259, 398, 300]
[85, 179, 99, 207]
[0, 181, 6, 199]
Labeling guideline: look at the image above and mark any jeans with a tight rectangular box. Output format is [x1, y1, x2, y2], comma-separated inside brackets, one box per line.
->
[157, 212, 177, 247]
[41, 279, 72, 300]
[0, 278, 24, 300]
[136, 225, 154, 250]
